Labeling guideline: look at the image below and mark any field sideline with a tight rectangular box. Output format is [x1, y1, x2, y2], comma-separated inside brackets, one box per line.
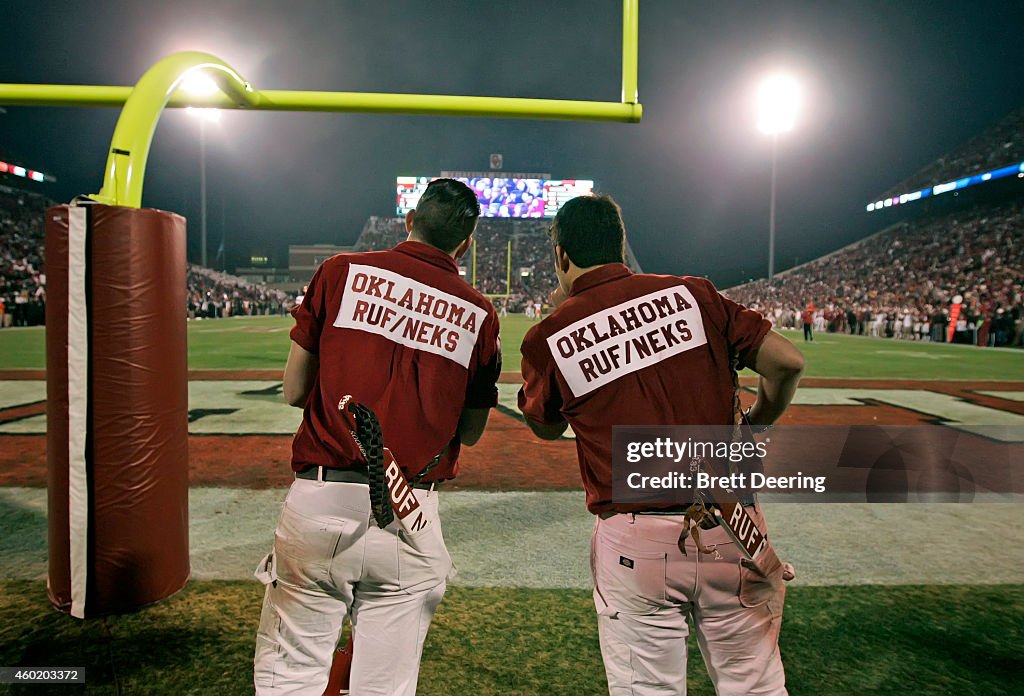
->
[1, 314, 1022, 380]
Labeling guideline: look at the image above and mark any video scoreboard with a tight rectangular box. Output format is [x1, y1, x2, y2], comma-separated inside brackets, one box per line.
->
[396, 176, 594, 218]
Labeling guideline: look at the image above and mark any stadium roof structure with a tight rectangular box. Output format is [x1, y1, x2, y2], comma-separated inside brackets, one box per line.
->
[0, 0, 642, 210]
[867, 106, 1024, 213]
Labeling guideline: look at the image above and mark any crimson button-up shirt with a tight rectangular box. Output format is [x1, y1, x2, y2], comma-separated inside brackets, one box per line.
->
[519, 264, 769, 513]
[290, 240, 501, 482]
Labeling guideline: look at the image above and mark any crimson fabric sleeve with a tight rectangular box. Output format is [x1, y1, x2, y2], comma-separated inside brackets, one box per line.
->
[700, 279, 771, 369]
[289, 262, 331, 353]
[46, 203, 189, 618]
[517, 324, 565, 425]
[464, 309, 502, 409]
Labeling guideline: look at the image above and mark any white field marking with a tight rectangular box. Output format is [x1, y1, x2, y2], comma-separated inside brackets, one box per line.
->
[790, 388, 1024, 441]
[0, 380, 302, 435]
[975, 391, 1024, 403]
[0, 414, 46, 434]
[873, 350, 952, 360]
[497, 383, 575, 439]
[187, 381, 303, 435]
[0, 380, 45, 409]
[3, 488, 1023, 587]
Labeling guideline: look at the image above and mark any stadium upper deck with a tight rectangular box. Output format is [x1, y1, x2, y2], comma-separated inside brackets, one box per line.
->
[726, 106, 1024, 348]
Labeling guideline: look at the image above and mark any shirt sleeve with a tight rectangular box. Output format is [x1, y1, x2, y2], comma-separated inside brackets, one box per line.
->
[464, 308, 502, 409]
[289, 262, 331, 354]
[712, 281, 771, 368]
[518, 324, 565, 425]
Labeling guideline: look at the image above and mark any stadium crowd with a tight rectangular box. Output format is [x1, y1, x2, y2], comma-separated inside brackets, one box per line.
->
[186, 265, 292, 319]
[0, 185, 292, 328]
[0, 185, 47, 327]
[726, 202, 1024, 347]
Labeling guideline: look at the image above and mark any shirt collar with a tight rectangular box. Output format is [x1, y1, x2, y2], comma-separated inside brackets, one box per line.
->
[394, 240, 459, 274]
[570, 263, 633, 296]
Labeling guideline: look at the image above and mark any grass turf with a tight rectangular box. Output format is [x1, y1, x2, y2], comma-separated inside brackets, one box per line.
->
[0, 315, 1021, 381]
[0, 581, 1021, 695]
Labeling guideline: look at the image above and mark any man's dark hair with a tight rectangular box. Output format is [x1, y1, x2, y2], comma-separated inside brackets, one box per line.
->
[412, 178, 481, 253]
[550, 194, 625, 268]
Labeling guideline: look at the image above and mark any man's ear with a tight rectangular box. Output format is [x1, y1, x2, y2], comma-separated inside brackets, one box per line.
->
[405, 210, 415, 237]
[555, 245, 571, 273]
[453, 234, 473, 259]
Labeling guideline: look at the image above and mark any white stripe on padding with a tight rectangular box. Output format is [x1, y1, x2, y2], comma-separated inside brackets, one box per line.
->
[67, 206, 89, 619]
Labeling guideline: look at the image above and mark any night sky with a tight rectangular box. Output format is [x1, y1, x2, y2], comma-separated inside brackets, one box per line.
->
[2, 1, 1022, 287]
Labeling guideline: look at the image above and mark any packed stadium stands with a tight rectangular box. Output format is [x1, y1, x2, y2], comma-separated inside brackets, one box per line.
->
[0, 184, 48, 327]
[0, 185, 292, 327]
[728, 105, 1024, 348]
[186, 265, 292, 319]
[725, 201, 1024, 346]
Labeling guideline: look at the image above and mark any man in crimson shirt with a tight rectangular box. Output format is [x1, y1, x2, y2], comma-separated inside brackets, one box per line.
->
[801, 304, 814, 342]
[519, 195, 804, 695]
[254, 179, 501, 695]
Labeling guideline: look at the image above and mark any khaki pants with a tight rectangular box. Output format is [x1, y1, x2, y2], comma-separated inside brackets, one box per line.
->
[254, 479, 452, 695]
[593, 510, 788, 696]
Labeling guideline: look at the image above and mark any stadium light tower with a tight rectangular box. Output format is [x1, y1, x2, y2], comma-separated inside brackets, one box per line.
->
[756, 74, 800, 282]
[184, 73, 221, 268]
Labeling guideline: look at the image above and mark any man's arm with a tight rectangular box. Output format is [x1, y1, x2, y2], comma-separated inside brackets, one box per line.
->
[283, 341, 319, 407]
[746, 331, 804, 427]
[523, 416, 568, 441]
[457, 407, 491, 446]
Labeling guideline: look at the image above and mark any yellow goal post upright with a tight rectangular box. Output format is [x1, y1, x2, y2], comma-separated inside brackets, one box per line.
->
[472, 238, 514, 300]
[0, 0, 641, 208]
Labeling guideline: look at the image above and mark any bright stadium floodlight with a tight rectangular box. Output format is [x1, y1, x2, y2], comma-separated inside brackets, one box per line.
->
[756, 73, 801, 282]
[757, 74, 800, 135]
[181, 72, 219, 98]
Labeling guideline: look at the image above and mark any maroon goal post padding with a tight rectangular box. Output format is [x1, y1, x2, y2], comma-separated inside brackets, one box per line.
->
[45, 202, 189, 618]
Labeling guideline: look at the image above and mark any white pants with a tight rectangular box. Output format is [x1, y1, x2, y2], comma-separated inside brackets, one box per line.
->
[593, 510, 788, 696]
[254, 479, 453, 695]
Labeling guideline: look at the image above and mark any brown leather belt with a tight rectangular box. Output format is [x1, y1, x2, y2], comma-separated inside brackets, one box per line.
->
[296, 466, 440, 490]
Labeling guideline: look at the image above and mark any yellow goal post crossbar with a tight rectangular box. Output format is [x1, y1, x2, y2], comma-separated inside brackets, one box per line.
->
[0, 0, 641, 208]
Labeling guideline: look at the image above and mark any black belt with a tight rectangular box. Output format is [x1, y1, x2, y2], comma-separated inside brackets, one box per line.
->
[296, 466, 441, 490]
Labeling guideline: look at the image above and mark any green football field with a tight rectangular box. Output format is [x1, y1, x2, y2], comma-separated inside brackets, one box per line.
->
[1, 314, 1021, 380]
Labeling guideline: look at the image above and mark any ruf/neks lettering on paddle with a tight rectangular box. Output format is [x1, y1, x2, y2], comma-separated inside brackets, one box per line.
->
[547, 286, 709, 397]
